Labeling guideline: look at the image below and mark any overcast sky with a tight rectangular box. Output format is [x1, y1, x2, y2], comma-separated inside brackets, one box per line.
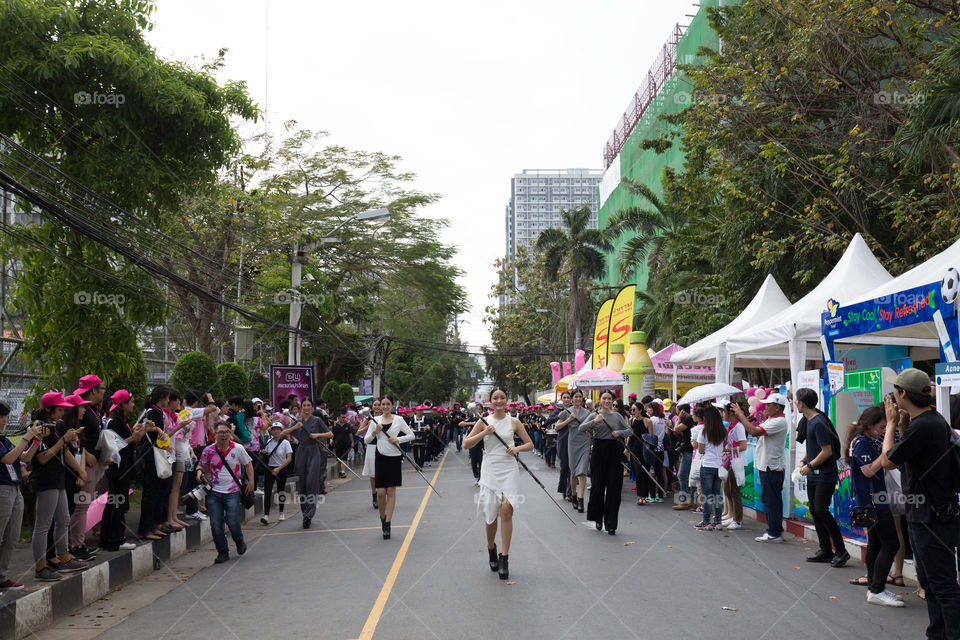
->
[148, 0, 698, 348]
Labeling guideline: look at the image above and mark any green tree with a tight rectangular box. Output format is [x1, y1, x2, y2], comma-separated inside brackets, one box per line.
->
[249, 371, 270, 402]
[536, 206, 611, 351]
[105, 345, 148, 406]
[216, 362, 249, 398]
[169, 351, 218, 395]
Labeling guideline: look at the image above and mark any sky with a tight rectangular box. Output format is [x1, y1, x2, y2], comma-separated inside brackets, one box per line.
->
[147, 0, 699, 348]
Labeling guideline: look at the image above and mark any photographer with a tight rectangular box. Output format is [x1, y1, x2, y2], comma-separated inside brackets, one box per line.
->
[879, 369, 960, 636]
[733, 395, 788, 542]
[1, 401, 40, 591]
[197, 422, 254, 564]
[99, 390, 146, 552]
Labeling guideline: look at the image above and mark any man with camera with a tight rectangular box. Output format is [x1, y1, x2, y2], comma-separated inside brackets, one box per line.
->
[197, 422, 254, 564]
[878, 368, 960, 639]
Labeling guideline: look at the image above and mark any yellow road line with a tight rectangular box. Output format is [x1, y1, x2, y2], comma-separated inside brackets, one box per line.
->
[262, 525, 412, 537]
[355, 454, 447, 640]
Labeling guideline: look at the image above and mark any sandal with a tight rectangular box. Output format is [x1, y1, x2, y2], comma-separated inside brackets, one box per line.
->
[140, 533, 162, 541]
[887, 575, 905, 587]
[917, 587, 926, 600]
[636, 498, 646, 505]
[849, 576, 869, 586]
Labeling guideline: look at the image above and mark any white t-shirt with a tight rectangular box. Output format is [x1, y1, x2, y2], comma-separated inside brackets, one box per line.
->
[175, 407, 206, 460]
[690, 425, 704, 459]
[200, 443, 252, 493]
[697, 431, 724, 468]
[755, 415, 789, 471]
[651, 417, 665, 448]
[264, 438, 292, 468]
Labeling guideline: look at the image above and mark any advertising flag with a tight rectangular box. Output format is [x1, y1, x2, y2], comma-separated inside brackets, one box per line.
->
[592, 298, 615, 369]
[608, 285, 637, 358]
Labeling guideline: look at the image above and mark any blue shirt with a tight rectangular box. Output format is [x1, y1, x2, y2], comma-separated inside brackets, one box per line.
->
[849, 436, 888, 511]
[805, 413, 839, 484]
[0, 436, 23, 485]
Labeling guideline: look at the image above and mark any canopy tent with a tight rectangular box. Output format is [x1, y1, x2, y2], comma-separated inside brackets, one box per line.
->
[670, 273, 792, 381]
[651, 343, 721, 397]
[722, 233, 894, 400]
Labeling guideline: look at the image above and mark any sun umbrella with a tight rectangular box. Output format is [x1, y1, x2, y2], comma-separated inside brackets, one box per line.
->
[676, 382, 743, 406]
[555, 374, 579, 392]
[536, 393, 556, 404]
[571, 368, 628, 390]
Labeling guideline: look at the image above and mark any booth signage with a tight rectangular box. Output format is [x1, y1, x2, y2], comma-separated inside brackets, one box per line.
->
[822, 282, 950, 340]
[935, 362, 960, 388]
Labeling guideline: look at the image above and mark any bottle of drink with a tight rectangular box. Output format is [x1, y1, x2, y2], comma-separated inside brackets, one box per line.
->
[622, 331, 655, 398]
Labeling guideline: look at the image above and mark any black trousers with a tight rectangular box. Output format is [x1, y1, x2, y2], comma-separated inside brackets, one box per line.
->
[866, 508, 899, 594]
[557, 434, 570, 495]
[910, 518, 960, 640]
[808, 479, 844, 554]
[412, 443, 427, 469]
[263, 467, 289, 515]
[630, 449, 649, 499]
[138, 464, 171, 536]
[100, 464, 132, 548]
[469, 446, 482, 480]
[587, 440, 625, 531]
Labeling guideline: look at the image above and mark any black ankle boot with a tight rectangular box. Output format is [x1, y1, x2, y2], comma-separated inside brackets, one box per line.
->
[372, 493, 378, 509]
[498, 553, 509, 580]
[577, 497, 585, 513]
[383, 521, 391, 540]
[488, 545, 498, 571]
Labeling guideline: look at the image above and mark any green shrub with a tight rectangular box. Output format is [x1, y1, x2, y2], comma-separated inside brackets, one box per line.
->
[249, 370, 269, 401]
[339, 383, 354, 409]
[321, 380, 341, 412]
[169, 351, 218, 395]
[106, 346, 148, 406]
[216, 362, 249, 398]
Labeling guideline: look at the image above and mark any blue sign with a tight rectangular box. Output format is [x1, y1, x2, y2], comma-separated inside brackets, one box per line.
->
[822, 282, 951, 340]
[890, 357, 913, 373]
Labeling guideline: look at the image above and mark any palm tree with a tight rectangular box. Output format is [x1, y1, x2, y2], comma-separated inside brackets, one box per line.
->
[603, 176, 687, 281]
[535, 206, 611, 351]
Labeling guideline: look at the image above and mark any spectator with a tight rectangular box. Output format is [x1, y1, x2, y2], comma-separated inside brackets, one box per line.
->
[797, 387, 849, 567]
[734, 395, 788, 542]
[1, 402, 40, 591]
[672, 403, 696, 510]
[99, 390, 145, 551]
[197, 422, 253, 564]
[260, 421, 292, 524]
[880, 369, 960, 635]
[695, 406, 726, 530]
[69, 374, 106, 561]
[138, 386, 172, 541]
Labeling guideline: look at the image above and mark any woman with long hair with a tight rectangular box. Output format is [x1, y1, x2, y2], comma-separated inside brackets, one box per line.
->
[364, 396, 414, 539]
[556, 390, 592, 513]
[554, 391, 573, 500]
[280, 397, 332, 529]
[100, 390, 146, 551]
[646, 402, 667, 502]
[696, 406, 727, 530]
[628, 402, 653, 505]
[357, 397, 383, 508]
[844, 405, 904, 607]
[581, 390, 632, 535]
[138, 386, 173, 540]
[463, 388, 533, 579]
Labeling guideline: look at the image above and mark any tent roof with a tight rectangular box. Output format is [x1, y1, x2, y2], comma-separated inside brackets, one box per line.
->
[671, 274, 792, 365]
[725, 233, 894, 356]
[652, 344, 716, 382]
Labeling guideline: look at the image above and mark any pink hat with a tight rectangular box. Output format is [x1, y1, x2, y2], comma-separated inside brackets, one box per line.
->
[109, 389, 131, 413]
[64, 394, 91, 407]
[73, 374, 103, 396]
[40, 392, 73, 408]
[628, 392, 637, 399]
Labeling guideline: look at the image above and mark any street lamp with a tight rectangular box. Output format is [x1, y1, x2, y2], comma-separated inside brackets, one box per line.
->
[288, 207, 392, 364]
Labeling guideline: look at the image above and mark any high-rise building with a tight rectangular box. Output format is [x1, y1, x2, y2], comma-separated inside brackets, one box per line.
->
[505, 168, 602, 261]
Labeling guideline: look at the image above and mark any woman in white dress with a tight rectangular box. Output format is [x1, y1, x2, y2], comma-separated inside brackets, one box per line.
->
[356, 397, 382, 509]
[363, 396, 415, 540]
[463, 388, 534, 580]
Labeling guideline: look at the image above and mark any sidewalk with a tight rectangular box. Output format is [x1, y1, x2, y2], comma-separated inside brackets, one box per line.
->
[0, 455, 351, 640]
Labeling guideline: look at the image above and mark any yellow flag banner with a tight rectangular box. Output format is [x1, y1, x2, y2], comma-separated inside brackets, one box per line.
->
[592, 298, 615, 369]
[607, 284, 636, 360]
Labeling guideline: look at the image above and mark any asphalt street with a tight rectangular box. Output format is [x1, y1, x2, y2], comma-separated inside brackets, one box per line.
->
[76, 446, 929, 640]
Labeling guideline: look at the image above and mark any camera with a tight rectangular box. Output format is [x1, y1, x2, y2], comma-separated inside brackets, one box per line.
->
[186, 480, 212, 504]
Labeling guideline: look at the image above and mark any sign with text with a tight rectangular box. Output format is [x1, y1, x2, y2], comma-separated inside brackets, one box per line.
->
[270, 365, 314, 410]
[822, 282, 951, 341]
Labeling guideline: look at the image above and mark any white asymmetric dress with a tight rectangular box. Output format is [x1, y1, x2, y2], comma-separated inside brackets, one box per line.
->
[478, 415, 521, 524]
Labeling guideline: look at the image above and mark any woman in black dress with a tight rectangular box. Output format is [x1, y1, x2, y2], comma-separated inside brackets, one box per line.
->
[100, 390, 146, 551]
[363, 396, 414, 539]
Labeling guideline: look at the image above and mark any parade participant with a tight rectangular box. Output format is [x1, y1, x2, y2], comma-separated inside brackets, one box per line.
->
[364, 396, 415, 540]
[556, 390, 591, 513]
[69, 374, 105, 560]
[733, 395, 788, 541]
[463, 388, 533, 579]
[99, 390, 145, 552]
[261, 421, 293, 524]
[796, 388, 848, 566]
[581, 390, 632, 535]
[1, 402, 39, 591]
[332, 413, 353, 478]
[279, 398, 332, 529]
[555, 391, 573, 500]
[197, 422, 253, 564]
[696, 406, 726, 530]
[410, 405, 431, 469]
[31, 393, 87, 581]
[358, 398, 382, 508]
[460, 406, 484, 484]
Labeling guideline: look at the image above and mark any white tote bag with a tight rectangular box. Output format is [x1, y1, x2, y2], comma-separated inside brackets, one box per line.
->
[153, 446, 174, 479]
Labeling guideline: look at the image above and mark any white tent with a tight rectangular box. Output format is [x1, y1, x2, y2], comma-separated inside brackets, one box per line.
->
[670, 274, 792, 383]
[724, 233, 894, 394]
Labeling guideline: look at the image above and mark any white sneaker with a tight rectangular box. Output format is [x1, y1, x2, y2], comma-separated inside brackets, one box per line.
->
[866, 589, 905, 607]
[279, 513, 285, 521]
[725, 521, 742, 530]
[754, 533, 784, 543]
[260, 515, 270, 525]
[254, 489, 264, 496]
[119, 542, 137, 550]
[194, 512, 208, 520]
[721, 518, 733, 527]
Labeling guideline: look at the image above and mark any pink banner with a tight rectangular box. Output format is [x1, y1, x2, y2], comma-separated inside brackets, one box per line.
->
[562, 362, 572, 377]
[575, 349, 586, 372]
[550, 362, 562, 386]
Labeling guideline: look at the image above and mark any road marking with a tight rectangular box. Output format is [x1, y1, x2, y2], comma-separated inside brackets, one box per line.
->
[262, 525, 412, 537]
[354, 454, 447, 640]
[324, 486, 428, 495]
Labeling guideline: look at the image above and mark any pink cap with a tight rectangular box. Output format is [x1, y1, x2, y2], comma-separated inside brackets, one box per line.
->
[73, 374, 103, 396]
[40, 392, 73, 408]
[64, 394, 91, 407]
[109, 389, 131, 413]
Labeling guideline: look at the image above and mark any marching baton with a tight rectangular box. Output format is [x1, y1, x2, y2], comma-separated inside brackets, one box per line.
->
[472, 411, 577, 526]
[398, 447, 443, 497]
[322, 444, 365, 481]
[594, 414, 667, 495]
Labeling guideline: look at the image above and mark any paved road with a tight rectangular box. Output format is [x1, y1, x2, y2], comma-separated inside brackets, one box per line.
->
[75, 446, 928, 640]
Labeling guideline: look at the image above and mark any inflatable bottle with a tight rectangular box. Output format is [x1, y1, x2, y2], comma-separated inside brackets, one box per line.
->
[607, 343, 625, 372]
[622, 331, 655, 398]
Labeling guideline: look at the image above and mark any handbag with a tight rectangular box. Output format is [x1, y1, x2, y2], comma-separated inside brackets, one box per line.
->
[153, 446, 174, 479]
[850, 504, 878, 529]
[215, 445, 254, 509]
